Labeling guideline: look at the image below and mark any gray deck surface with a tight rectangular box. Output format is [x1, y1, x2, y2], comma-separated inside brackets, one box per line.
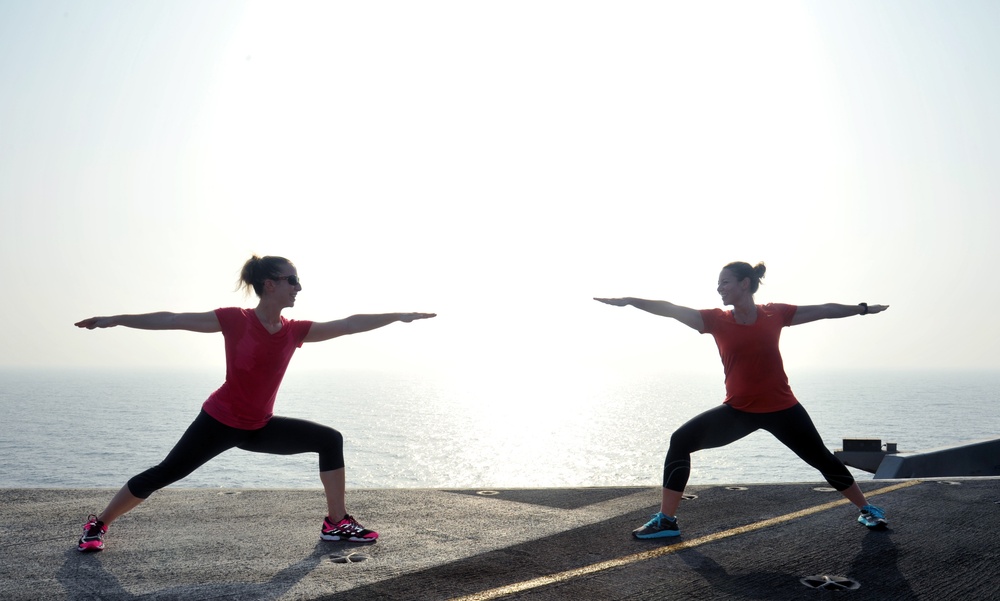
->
[3, 479, 998, 600]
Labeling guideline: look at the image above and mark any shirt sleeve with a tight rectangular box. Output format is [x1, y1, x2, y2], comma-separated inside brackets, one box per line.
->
[698, 308, 726, 334]
[214, 307, 241, 332]
[764, 303, 798, 327]
[289, 319, 313, 348]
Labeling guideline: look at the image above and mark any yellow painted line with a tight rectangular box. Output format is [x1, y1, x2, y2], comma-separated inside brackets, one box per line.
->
[448, 480, 920, 601]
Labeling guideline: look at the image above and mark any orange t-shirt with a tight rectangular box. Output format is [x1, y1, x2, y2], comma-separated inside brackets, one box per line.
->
[202, 307, 313, 429]
[699, 303, 799, 413]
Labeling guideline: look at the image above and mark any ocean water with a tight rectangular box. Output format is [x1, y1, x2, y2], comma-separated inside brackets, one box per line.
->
[1, 367, 998, 490]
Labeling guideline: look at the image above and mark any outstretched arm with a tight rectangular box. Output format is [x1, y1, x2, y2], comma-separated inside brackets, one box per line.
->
[74, 311, 221, 333]
[594, 297, 704, 332]
[790, 303, 889, 326]
[304, 312, 437, 343]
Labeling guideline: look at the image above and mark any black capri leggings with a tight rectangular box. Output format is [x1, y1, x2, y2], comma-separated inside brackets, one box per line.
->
[128, 410, 344, 499]
[662, 403, 855, 493]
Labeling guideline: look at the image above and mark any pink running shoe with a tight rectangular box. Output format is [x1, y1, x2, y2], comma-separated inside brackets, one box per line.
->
[321, 514, 378, 543]
[78, 515, 107, 552]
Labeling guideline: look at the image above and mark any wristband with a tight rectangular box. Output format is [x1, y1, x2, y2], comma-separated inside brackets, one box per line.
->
[859, 302, 869, 315]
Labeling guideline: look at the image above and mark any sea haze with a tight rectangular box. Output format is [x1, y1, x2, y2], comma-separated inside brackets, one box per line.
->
[1, 367, 997, 490]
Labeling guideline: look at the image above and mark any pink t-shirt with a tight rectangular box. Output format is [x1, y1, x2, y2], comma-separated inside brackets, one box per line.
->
[202, 307, 313, 429]
[699, 303, 799, 413]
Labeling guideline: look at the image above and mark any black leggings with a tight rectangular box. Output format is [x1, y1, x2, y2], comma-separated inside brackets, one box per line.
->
[128, 410, 344, 499]
[662, 403, 855, 492]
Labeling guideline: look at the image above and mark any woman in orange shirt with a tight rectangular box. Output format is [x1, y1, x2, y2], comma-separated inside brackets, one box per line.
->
[596, 261, 889, 539]
[75, 254, 435, 551]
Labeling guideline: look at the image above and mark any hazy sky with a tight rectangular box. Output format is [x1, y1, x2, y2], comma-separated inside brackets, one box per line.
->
[2, 0, 998, 379]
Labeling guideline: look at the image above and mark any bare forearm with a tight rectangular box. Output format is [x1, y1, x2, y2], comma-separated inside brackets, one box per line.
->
[117, 313, 185, 329]
[75, 311, 220, 332]
[594, 297, 704, 331]
[627, 298, 683, 318]
[820, 304, 866, 319]
[305, 312, 436, 343]
[75, 312, 182, 330]
[339, 313, 407, 335]
[791, 303, 889, 325]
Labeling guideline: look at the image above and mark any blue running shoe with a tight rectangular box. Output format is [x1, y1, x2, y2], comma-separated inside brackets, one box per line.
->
[858, 505, 888, 529]
[633, 512, 680, 539]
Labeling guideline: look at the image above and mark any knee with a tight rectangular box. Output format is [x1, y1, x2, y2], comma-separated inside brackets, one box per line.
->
[126, 477, 150, 500]
[127, 470, 167, 499]
[320, 426, 343, 451]
[825, 472, 855, 491]
[667, 429, 695, 455]
[668, 430, 683, 448]
[316, 426, 345, 472]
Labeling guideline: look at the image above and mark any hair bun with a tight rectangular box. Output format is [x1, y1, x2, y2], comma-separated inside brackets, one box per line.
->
[237, 255, 293, 298]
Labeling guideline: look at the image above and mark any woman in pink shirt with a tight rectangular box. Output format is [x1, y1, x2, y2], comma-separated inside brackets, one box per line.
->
[596, 261, 889, 539]
[75, 255, 435, 552]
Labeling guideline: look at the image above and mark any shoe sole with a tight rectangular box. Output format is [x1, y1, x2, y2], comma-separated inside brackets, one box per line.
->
[632, 531, 681, 540]
[858, 518, 888, 530]
[320, 534, 378, 543]
[77, 544, 104, 552]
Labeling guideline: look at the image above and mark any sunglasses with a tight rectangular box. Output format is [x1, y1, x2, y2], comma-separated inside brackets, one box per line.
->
[273, 275, 301, 286]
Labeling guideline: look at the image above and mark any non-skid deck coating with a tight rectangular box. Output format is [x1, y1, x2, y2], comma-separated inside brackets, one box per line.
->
[3, 480, 998, 600]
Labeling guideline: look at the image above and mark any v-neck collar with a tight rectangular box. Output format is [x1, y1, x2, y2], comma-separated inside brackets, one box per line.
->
[252, 309, 284, 335]
[730, 305, 758, 326]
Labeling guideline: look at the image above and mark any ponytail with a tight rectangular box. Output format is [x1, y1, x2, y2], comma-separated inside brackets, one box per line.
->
[237, 255, 293, 297]
[723, 261, 766, 294]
